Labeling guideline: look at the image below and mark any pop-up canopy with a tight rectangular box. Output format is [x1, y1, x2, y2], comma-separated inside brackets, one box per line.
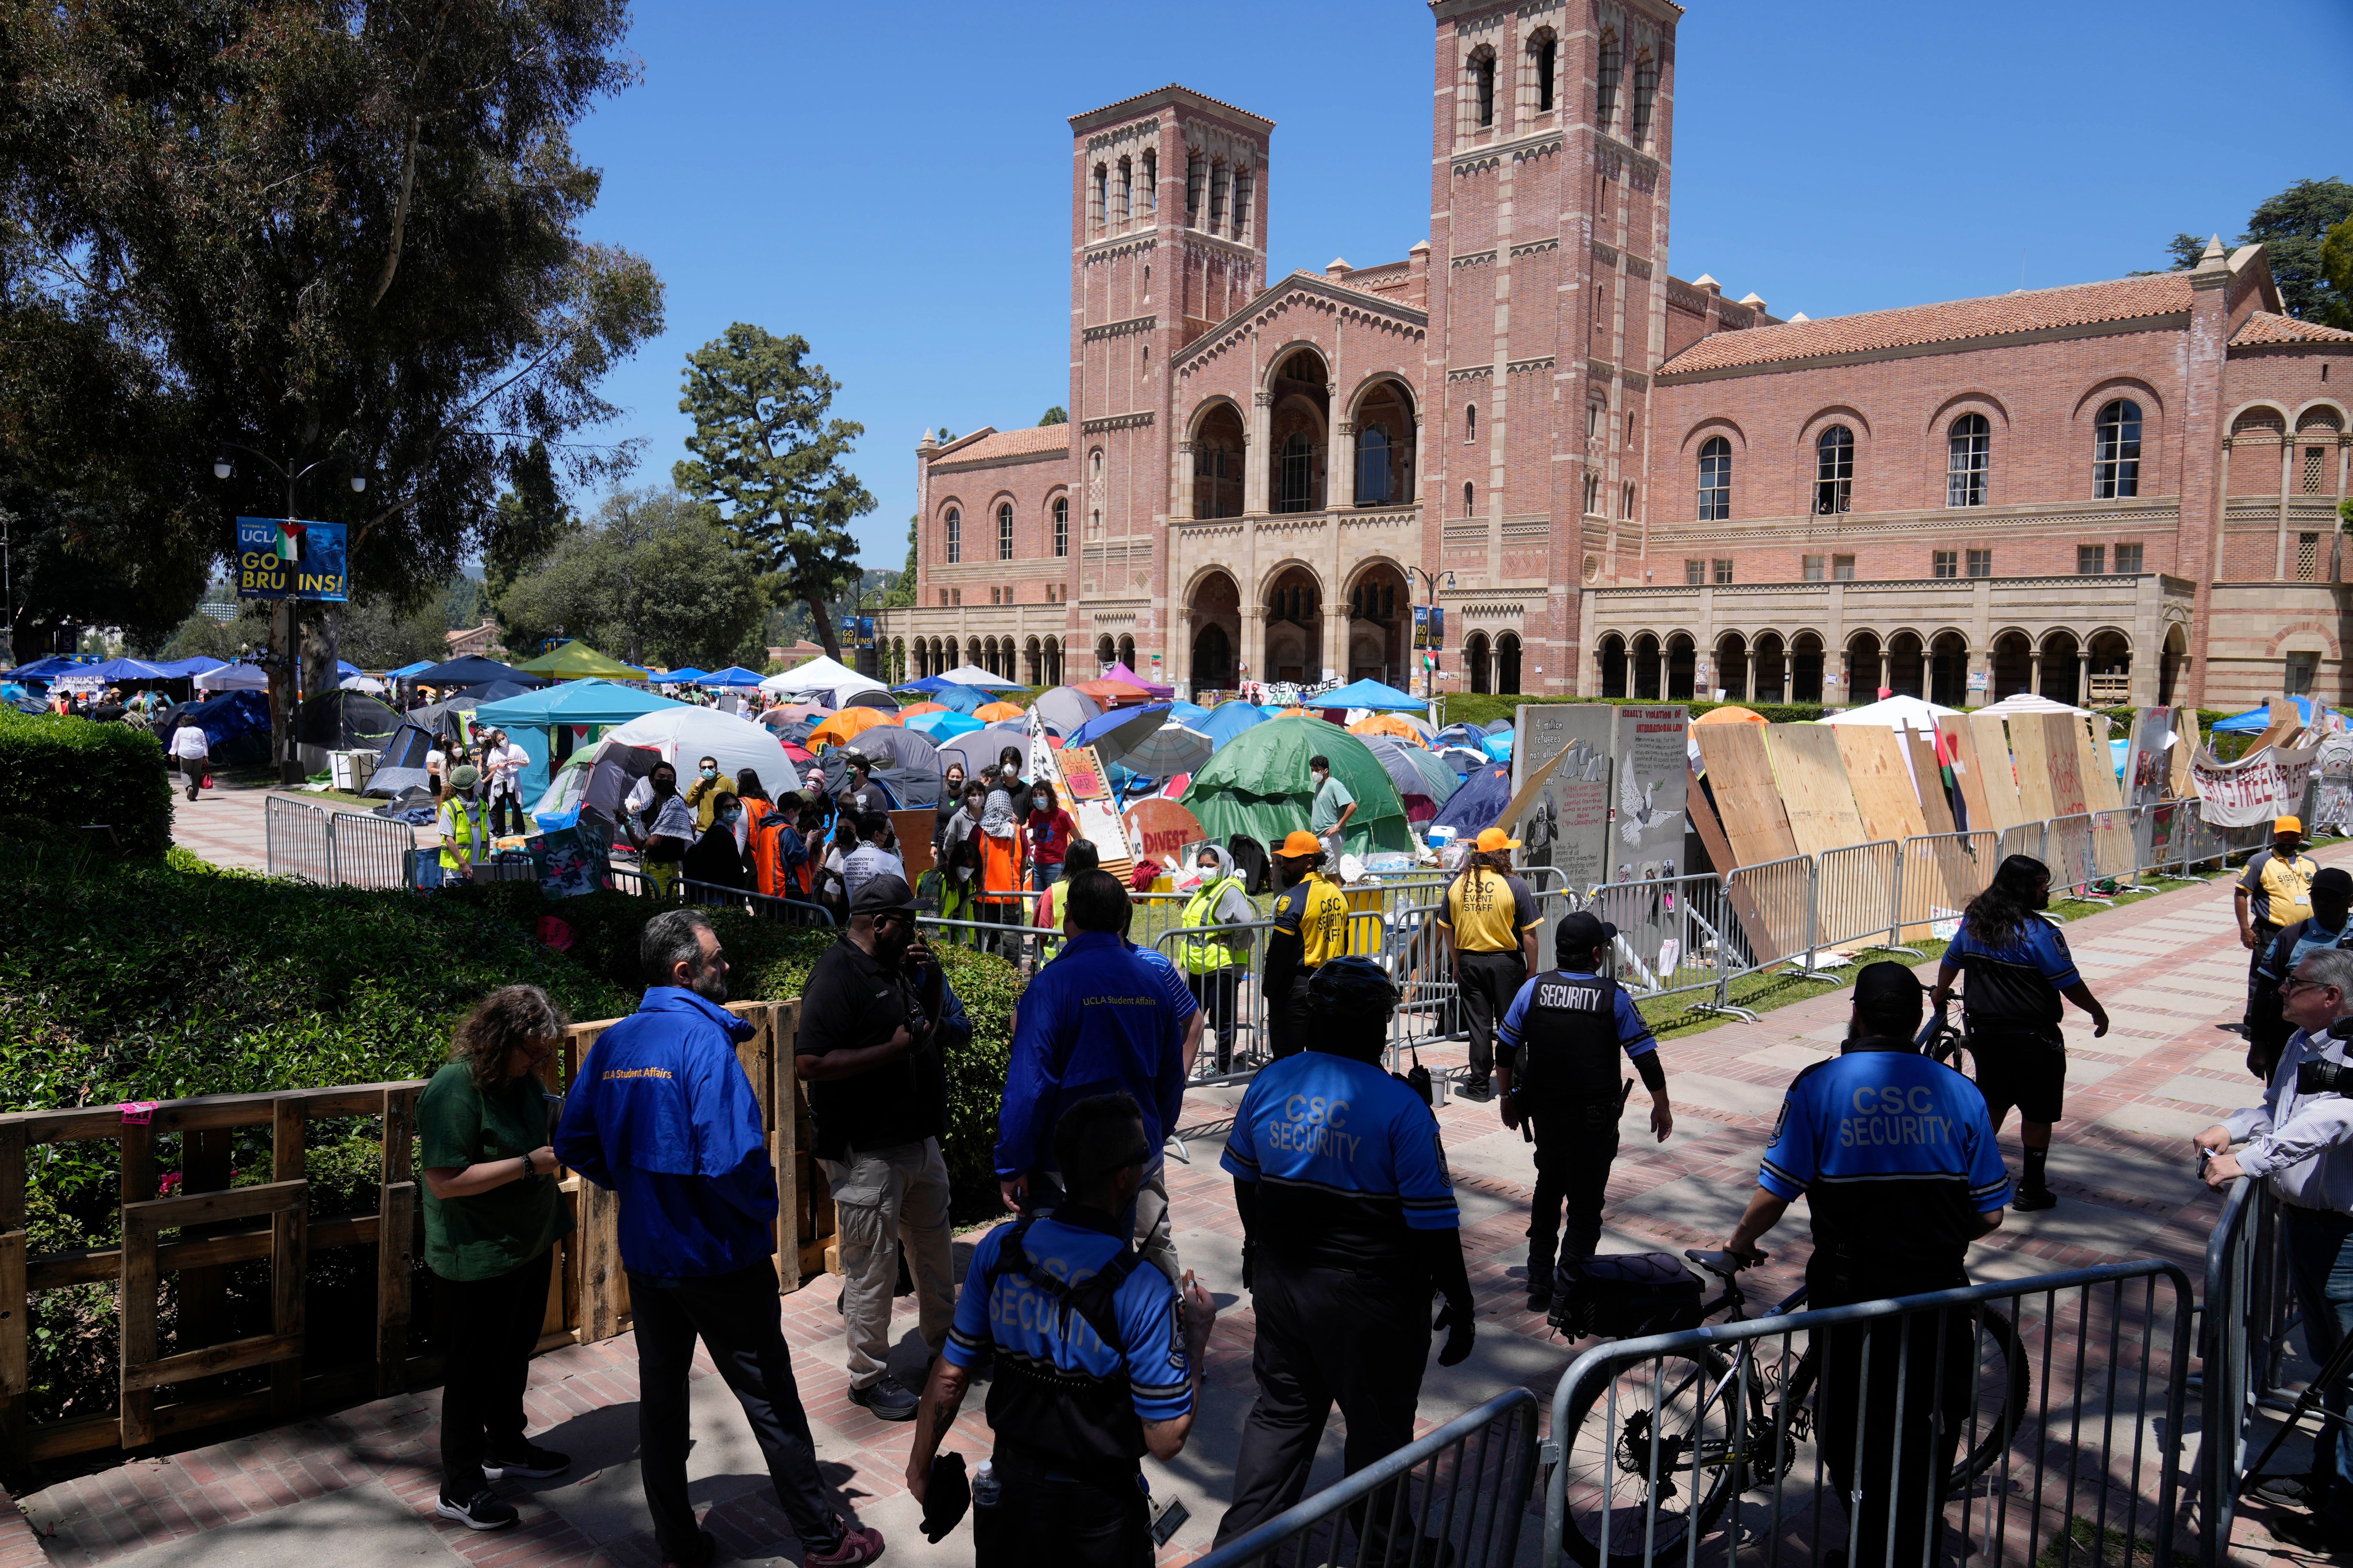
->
[512, 640, 645, 682]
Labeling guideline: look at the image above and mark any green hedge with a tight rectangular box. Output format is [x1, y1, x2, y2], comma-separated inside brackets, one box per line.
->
[0, 710, 173, 860]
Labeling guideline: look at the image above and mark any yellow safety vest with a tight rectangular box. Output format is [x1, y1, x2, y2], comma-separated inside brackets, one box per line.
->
[1179, 875, 1249, 975]
[439, 797, 484, 872]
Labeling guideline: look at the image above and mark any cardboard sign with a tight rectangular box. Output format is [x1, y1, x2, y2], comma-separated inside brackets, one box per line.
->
[1058, 744, 1112, 802]
[1124, 798, 1206, 868]
[890, 809, 937, 880]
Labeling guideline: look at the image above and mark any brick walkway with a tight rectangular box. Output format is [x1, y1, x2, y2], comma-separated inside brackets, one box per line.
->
[14, 854, 2329, 1565]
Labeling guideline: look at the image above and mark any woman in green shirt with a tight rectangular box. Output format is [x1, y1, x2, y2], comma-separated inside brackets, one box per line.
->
[420, 985, 577, 1532]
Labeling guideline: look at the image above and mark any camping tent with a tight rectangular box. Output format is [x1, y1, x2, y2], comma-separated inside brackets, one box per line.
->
[1360, 735, 1461, 822]
[364, 721, 440, 797]
[1313, 678, 1426, 713]
[168, 690, 272, 768]
[1179, 715, 1413, 858]
[472, 678, 688, 800]
[405, 655, 542, 690]
[1194, 700, 1269, 749]
[511, 640, 646, 682]
[1429, 763, 1515, 838]
[194, 662, 269, 692]
[291, 689, 403, 774]
[588, 709, 793, 816]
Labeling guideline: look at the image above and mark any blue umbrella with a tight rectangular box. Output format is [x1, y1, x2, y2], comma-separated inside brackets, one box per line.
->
[907, 709, 983, 738]
[1315, 678, 1427, 712]
[1065, 702, 1171, 762]
[1195, 700, 1270, 748]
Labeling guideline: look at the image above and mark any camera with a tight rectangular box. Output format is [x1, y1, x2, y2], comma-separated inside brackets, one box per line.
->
[2298, 1056, 2353, 1096]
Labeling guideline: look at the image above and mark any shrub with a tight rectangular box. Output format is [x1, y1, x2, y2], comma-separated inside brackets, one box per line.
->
[0, 710, 173, 859]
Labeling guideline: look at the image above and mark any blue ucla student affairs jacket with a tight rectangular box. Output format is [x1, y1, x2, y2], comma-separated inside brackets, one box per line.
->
[555, 987, 778, 1282]
[994, 930, 1188, 1179]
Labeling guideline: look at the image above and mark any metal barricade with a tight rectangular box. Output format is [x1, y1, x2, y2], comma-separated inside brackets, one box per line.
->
[1896, 830, 1997, 939]
[1197, 1388, 1539, 1568]
[1385, 901, 1466, 1052]
[325, 809, 417, 890]
[1720, 853, 1824, 984]
[2200, 1176, 2298, 1564]
[2045, 812, 2097, 895]
[1544, 1258, 2194, 1568]
[1155, 918, 1278, 1086]
[264, 795, 338, 883]
[2088, 805, 2140, 888]
[1814, 840, 1910, 956]
[678, 878, 835, 925]
[1587, 871, 1749, 1018]
[1996, 820, 2047, 867]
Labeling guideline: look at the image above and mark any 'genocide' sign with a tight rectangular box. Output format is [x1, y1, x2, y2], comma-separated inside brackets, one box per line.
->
[234, 516, 349, 601]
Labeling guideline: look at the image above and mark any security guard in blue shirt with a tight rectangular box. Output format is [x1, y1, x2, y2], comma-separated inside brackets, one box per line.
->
[904, 1094, 1217, 1567]
[1216, 957, 1476, 1551]
[1721, 960, 2010, 1568]
[1495, 911, 1676, 1314]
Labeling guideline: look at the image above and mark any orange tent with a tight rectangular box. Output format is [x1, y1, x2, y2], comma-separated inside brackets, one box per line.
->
[897, 701, 948, 718]
[807, 706, 900, 749]
[1692, 705, 1766, 727]
[1349, 713, 1430, 747]
[974, 701, 1026, 723]
[1075, 677, 1151, 704]
[1276, 706, 1310, 718]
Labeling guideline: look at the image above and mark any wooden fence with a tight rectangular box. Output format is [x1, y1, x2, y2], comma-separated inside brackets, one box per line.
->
[0, 997, 830, 1466]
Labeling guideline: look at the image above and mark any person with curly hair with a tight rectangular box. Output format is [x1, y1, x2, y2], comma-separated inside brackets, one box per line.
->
[419, 984, 577, 1532]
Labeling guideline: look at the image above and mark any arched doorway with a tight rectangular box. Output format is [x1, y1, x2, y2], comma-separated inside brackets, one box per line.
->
[1268, 347, 1330, 514]
[1191, 401, 1245, 519]
[1753, 633, 1787, 704]
[1885, 631, 1924, 700]
[1596, 634, 1625, 698]
[2088, 630, 2131, 707]
[1095, 634, 1116, 670]
[1791, 634, 1824, 704]
[1187, 569, 1242, 692]
[1714, 634, 1748, 702]
[1991, 632, 2032, 700]
[1116, 634, 1136, 671]
[1263, 565, 1322, 682]
[1043, 638, 1063, 688]
[1345, 561, 1410, 686]
[966, 636, 982, 669]
[1351, 379, 1418, 507]
[1496, 631, 1522, 694]
[1468, 632, 1493, 694]
[1666, 634, 1696, 701]
[2039, 630, 2081, 706]
[1846, 632, 1883, 701]
[1024, 637, 1042, 686]
[1929, 632, 1968, 708]
[2159, 624, 2186, 705]
[1631, 633, 1661, 700]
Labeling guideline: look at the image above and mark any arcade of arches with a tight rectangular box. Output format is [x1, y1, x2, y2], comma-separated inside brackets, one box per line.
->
[1189, 356, 1419, 520]
[901, 633, 1067, 688]
[1593, 627, 2174, 706]
[1182, 559, 1417, 690]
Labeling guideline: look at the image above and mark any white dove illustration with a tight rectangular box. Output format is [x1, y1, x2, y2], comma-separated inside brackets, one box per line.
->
[1619, 774, 1684, 845]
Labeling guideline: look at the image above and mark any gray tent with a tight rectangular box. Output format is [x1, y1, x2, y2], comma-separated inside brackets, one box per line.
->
[363, 721, 440, 798]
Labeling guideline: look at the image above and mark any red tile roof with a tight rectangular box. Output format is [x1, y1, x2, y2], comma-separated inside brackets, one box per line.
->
[1661, 272, 2196, 375]
[932, 425, 1073, 466]
[2233, 310, 2353, 347]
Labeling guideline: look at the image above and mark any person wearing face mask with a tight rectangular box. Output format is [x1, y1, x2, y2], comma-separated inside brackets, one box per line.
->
[558, 912, 886, 1568]
[683, 792, 751, 893]
[840, 813, 907, 907]
[2250, 866, 2353, 1080]
[796, 875, 960, 1424]
[1307, 754, 1357, 866]
[935, 763, 968, 856]
[480, 728, 530, 837]
[685, 754, 736, 832]
[439, 764, 488, 882]
[630, 764, 696, 899]
[1178, 842, 1256, 1073]
[1262, 831, 1353, 1060]
[1929, 855, 2111, 1212]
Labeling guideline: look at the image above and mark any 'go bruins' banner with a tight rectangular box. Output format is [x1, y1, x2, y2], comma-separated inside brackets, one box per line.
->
[234, 516, 349, 601]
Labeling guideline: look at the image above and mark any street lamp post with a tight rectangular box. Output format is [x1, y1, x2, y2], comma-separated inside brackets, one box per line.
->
[1407, 566, 1455, 712]
[212, 443, 368, 784]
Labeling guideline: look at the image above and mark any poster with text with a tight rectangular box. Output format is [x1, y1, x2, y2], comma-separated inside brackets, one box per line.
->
[1596, 705, 1690, 979]
[1511, 703, 1614, 891]
[234, 516, 349, 601]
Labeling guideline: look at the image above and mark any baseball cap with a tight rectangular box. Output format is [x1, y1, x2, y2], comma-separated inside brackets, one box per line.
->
[1475, 827, 1522, 853]
[2275, 816, 2304, 836]
[1554, 910, 1617, 956]
[850, 873, 917, 920]
[1278, 829, 1324, 858]
[2315, 867, 2353, 896]
[1852, 960, 1923, 1009]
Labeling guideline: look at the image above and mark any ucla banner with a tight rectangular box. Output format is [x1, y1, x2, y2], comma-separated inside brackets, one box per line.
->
[234, 517, 349, 601]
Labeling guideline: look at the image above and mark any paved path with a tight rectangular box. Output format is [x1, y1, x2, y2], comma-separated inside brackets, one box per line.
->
[164, 780, 275, 872]
[20, 853, 2329, 1566]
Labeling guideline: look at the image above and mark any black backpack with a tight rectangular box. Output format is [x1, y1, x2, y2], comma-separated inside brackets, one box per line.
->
[1547, 1253, 1704, 1340]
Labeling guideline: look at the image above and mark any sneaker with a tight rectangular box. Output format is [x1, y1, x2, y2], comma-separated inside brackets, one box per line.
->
[1527, 1281, 1553, 1314]
[659, 1526, 718, 1568]
[1457, 1076, 1492, 1103]
[804, 1515, 885, 1568]
[435, 1488, 519, 1531]
[2012, 1185, 2058, 1212]
[2252, 1472, 2327, 1509]
[2270, 1509, 2353, 1555]
[483, 1443, 570, 1480]
[846, 1373, 920, 1421]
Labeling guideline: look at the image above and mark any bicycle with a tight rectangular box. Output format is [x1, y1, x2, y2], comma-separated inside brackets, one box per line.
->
[1554, 1246, 2028, 1567]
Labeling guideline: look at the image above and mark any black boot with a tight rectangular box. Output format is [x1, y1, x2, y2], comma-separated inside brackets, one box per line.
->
[1526, 1235, 1559, 1313]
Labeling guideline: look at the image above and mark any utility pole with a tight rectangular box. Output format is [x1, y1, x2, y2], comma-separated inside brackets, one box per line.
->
[1407, 566, 1454, 718]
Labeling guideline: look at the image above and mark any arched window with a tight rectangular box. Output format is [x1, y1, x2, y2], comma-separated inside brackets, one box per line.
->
[1464, 403, 1477, 443]
[997, 501, 1015, 560]
[1185, 152, 1205, 226]
[1052, 497, 1069, 557]
[1116, 156, 1132, 225]
[1355, 424, 1392, 506]
[1696, 436, 1731, 520]
[1470, 47, 1496, 129]
[944, 506, 961, 563]
[1531, 33, 1558, 113]
[1208, 161, 1229, 231]
[1630, 52, 1658, 145]
[1496, 631, 1522, 694]
[1596, 33, 1622, 132]
[1946, 414, 1989, 508]
[1140, 149, 1156, 211]
[2095, 399, 2143, 499]
[1275, 431, 1315, 513]
[1090, 164, 1107, 235]
[1467, 632, 1492, 694]
[1814, 426, 1854, 516]
[1463, 480, 1476, 516]
[1117, 634, 1136, 669]
[1232, 169, 1254, 241]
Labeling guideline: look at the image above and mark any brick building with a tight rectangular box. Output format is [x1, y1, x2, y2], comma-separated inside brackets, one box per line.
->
[876, 0, 2353, 711]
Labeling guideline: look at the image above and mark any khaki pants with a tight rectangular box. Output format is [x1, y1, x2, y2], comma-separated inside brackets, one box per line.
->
[823, 1138, 955, 1390]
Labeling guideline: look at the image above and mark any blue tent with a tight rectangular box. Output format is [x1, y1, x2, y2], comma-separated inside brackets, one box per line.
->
[1481, 730, 1514, 760]
[1195, 700, 1270, 748]
[172, 690, 272, 767]
[473, 679, 688, 798]
[5, 655, 82, 681]
[1313, 678, 1427, 713]
[912, 682, 988, 715]
[388, 659, 436, 679]
[2213, 695, 2328, 733]
[659, 667, 711, 685]
[699, 665, 767, 688]
[153, 656, 225, 679]
[1430, 763, 1515, 837]
[76, 657, 172, 683]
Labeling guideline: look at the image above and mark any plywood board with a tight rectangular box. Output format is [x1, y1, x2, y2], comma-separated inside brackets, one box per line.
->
[1966, 715, 2026, 830]
[1906, 729, 1958, 836]
[2169, 720, 2198, 801]
[2076, 718, 2124, 812]
[1689, 760, 1802, 965]
[1694, 725, 1799, 868]
[2010, 716, 2058, 822]
[2043, 713, 2090, 817]
[1835, 724, 1930, 844]
[1941, 717, 1996, 835]
[1764, 723, 1867, 858]
[1512, 703, 1614, 890]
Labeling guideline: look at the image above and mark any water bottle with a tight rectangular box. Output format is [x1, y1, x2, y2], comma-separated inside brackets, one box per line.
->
[973, 1459, 1000, 1510]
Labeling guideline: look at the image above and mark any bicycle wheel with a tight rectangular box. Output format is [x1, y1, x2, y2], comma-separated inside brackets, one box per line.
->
[1954, 1305, 2030, 1488]
[1557, 1348, 1739, 1567]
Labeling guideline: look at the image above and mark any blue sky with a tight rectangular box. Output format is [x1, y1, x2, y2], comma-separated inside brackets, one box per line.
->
[572, 0, 2353, 568]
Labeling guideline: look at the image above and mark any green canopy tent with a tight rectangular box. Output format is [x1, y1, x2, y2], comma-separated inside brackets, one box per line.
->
[1179, 715, 1413, 859]
[511, 640, 647, 681]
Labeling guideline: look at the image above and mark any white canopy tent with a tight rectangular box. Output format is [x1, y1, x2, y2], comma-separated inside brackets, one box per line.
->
[1820, 694, 1959, 735]
[1973, 692, 2095, 720]
[928, 664, 1026, 690]
[757, 653, 885, 699]
[193, 662, 270, 692]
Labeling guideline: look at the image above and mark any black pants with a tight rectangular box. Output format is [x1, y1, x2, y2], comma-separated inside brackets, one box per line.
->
[1526, 1100, 1620, 1285]
[1267, 974, 1314, 1060]
[488, 788, 527, 836]
[1455, 951, 1526, 1080]
[630, 1261, 838, 1562]
[1187, 968, 1241, 1071]
[1218, 1254, 1430, 1548]
[2247, 919, 2282, 1028]
[433, 1248, 555, 1501]
[1811, 1269, 1976, 1568]
[976, 1449, 1151, 1568]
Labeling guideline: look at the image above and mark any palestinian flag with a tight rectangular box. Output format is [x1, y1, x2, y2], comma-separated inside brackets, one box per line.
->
[1934, 725, 1957, 791]
[275, 522, 307, 563]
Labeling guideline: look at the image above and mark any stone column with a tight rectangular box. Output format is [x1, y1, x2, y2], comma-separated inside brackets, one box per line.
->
[2029, 648, 2043, 696]
[2078, 648, 2092, 708]
[1175, 441, 1195, 521]
[1245, 390, 1272, 516]
[1323, 597, 1347, 683]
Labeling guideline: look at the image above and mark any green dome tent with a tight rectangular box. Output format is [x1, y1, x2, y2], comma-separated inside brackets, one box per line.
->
[1178, 715, 1413, 859]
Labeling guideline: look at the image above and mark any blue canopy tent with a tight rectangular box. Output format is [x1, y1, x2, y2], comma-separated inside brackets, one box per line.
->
[70, 656, 171, 684]
[1311, 678, 1428, 713]
[153, 656, 225, 679]
[2213, 695, 2329, 733]
[388, 660, 436, 680]
[1429, 763, 1515, 839]
[4, 655, 82, 682]
[699, 666, 767, 688]
[472, 678, 687, 799]
[658, 667, 711, 685]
